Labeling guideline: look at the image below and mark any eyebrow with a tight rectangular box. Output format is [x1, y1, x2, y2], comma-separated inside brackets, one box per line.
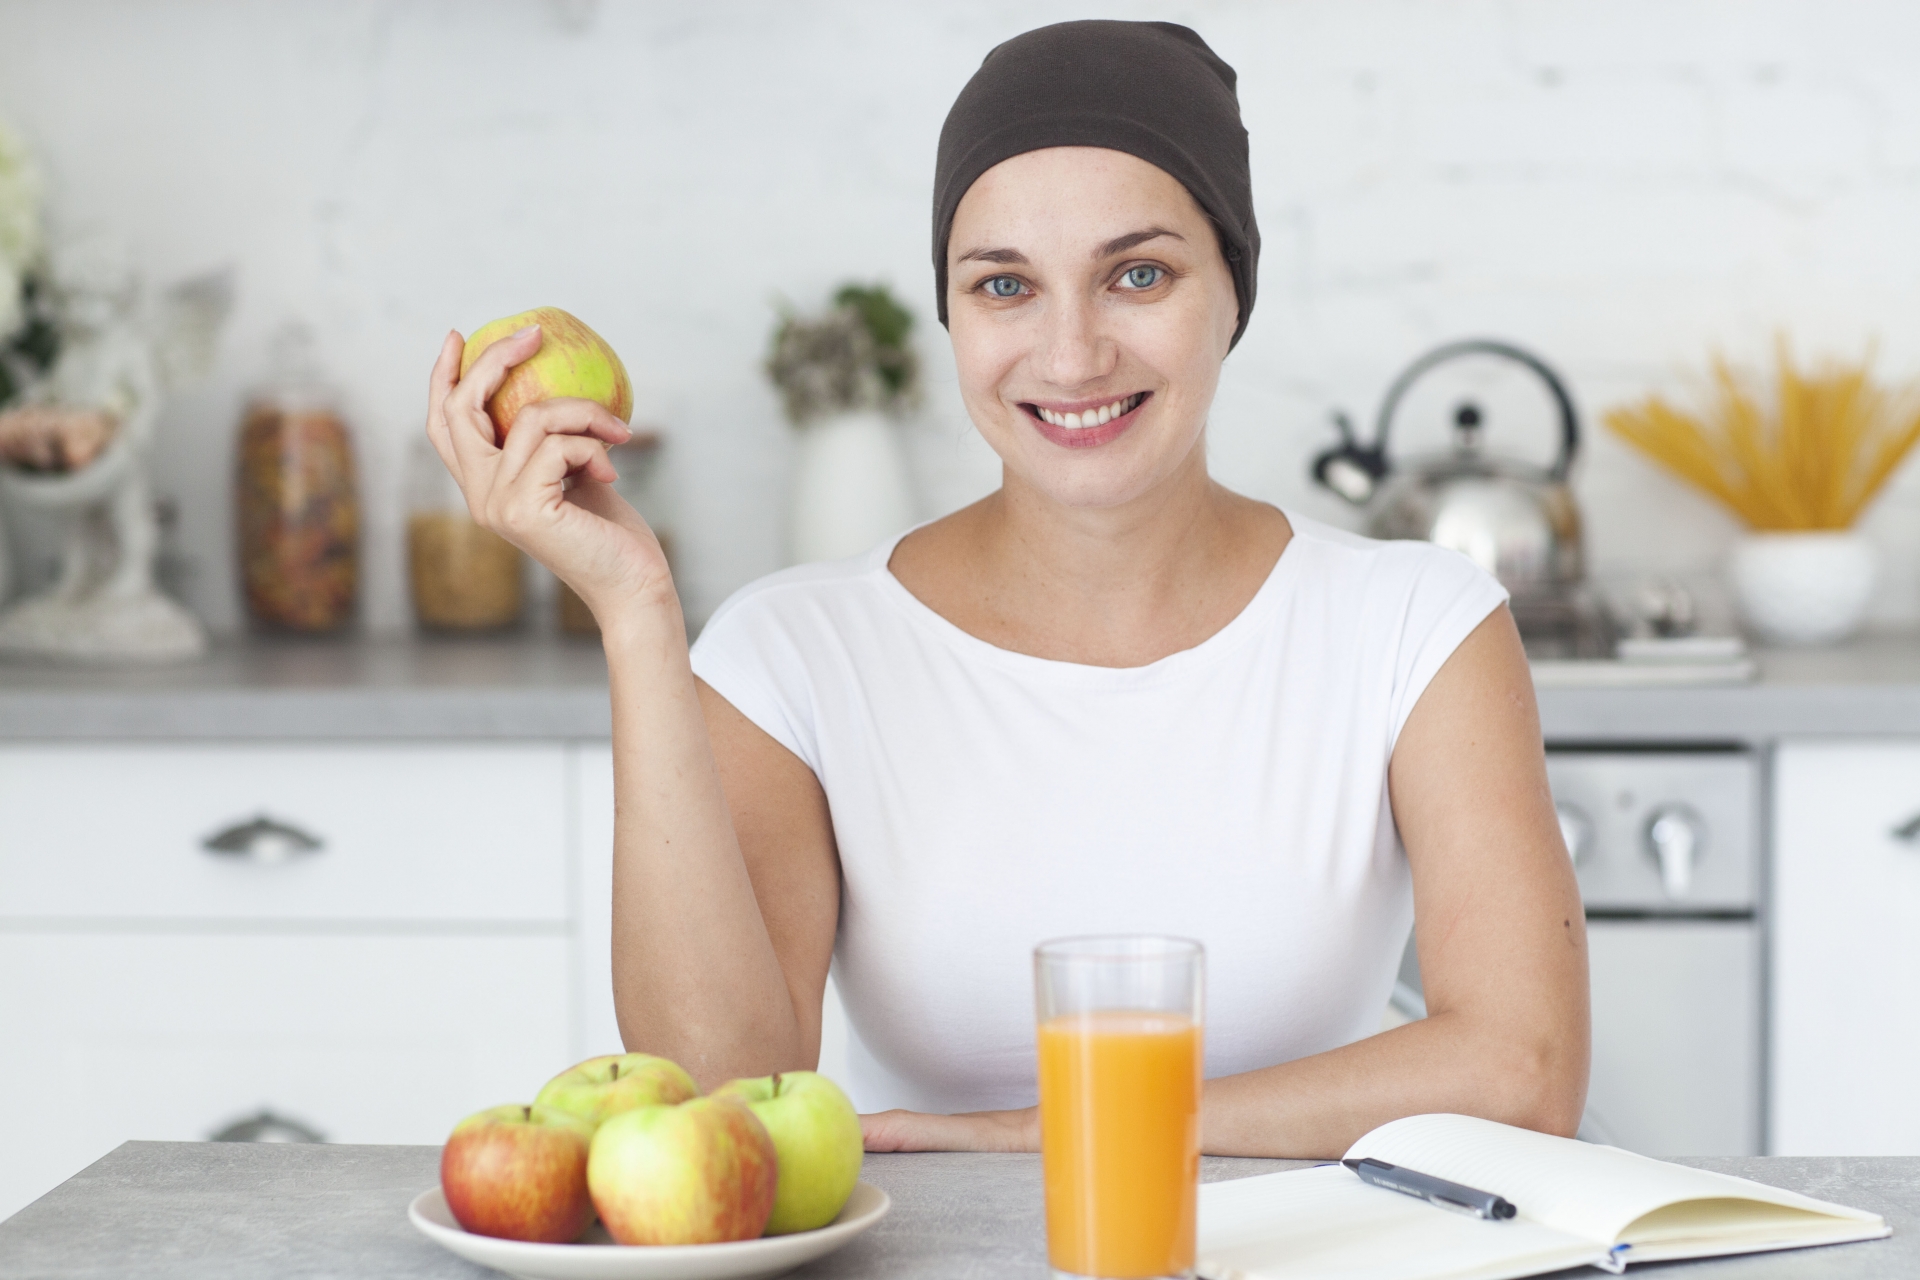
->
[1096, 226, 1183, 258]
[955, 227, 1184, 269]
[955, 245, 1029, 265]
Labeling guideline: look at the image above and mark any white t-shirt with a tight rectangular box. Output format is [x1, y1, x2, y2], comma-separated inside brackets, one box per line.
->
[690, 513, 1507, 1114]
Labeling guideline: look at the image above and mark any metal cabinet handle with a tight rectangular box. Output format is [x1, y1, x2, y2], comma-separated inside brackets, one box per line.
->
[201, 814, 324, 862]
[1894, 813, 1920, 844]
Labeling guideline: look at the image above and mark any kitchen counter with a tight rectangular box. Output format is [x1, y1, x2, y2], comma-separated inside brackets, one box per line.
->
[0, 1141, 1909, 1278]
[0, 631, 1916, 743]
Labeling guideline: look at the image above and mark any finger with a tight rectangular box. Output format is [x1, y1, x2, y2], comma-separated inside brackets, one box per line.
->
[497, 397, 634, 472]
[449, 322, 543, 423]
[442, 323, 543, 456]
[424, 330, 465, 474]
[494, 399, 629, 489]
[487, 433, 619, 534]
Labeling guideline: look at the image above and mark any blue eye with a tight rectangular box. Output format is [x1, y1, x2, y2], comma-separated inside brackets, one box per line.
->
[1121, 265, 1162, 290]
[985, 275, 1024, 298]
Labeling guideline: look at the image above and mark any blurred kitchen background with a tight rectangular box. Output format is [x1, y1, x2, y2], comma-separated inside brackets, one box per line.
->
[2, 0, 1919, 1224]
[2, 0, 1917, 630]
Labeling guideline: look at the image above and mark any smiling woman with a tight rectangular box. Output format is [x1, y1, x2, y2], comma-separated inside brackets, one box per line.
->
[423, 19, 1588, 1164]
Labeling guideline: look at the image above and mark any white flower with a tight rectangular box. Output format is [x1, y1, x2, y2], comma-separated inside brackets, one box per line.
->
[0, 118, 45, 279]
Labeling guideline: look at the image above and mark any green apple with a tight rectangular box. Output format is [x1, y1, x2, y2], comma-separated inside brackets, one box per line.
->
[587, 1096, 778, 1245]
[439, 1103, 596, 1243]
[710, 1070, 864, 1234]
[460, 305, 632, 443]
[534, 1052, 698, 1126]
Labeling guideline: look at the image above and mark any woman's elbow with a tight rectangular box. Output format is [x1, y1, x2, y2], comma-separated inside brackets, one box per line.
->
[1501, 1026, 1589, 1138]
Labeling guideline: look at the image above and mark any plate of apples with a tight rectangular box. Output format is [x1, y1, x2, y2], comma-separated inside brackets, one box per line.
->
[410, 1053, 887, 1280]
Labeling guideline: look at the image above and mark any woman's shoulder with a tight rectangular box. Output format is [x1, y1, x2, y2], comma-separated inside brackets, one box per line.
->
[694, 541, 900, 651]
[1281, 511, 1503, 597]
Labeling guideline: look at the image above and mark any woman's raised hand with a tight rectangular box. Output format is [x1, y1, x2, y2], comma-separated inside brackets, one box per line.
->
[425, 326, 675, 631]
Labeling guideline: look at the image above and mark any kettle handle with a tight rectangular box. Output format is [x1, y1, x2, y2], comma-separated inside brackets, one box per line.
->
[1371, 338, 1579, 481]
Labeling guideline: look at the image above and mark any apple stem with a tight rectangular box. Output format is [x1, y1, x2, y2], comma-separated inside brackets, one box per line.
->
[610, 1063, 620, 1080]
[523, 1105, 531, 1121]
[772, 1072, 782, 1097]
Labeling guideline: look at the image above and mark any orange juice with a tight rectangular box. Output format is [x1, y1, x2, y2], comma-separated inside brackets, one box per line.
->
[1038, 1010, 1202, 1278]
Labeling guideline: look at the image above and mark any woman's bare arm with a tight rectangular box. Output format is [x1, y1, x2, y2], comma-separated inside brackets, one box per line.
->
[610, 677, 841, 1084]
[865, 604, 1589, 1156]
[422, 327, 837, 1090]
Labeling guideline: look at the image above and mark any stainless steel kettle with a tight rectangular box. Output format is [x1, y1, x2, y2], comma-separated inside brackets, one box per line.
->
[1311, 338, 1584, 596]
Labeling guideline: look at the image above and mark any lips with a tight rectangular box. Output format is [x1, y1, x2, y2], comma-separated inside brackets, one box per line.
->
[1021, 392, 1149, 450]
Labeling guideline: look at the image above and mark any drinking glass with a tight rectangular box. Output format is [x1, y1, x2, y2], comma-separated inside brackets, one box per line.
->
[1035, 935, 1205, 1280]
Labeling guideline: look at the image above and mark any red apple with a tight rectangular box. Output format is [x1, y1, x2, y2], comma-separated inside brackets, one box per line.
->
[587, 1096, 779, 1245]
[460, 305, 632, 443]
[440, 1103, 596, 1243]
[534, 1052, 699, 1126]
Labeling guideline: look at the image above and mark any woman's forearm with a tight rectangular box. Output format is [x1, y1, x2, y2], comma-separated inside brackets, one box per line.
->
[603, 601, 804, 1087]
[1201, 1007, 1586, 1158]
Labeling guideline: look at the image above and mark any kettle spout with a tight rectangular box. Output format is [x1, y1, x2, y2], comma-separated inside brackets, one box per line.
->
[1311, 410, 1389, 505]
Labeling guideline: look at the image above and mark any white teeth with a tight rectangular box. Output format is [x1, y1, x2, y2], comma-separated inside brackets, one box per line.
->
[1035, 395, 1142, 428]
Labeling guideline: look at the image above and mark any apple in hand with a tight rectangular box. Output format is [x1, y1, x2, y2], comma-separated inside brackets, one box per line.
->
[534, 1052, 698, 1126]
[460, 306, 633, 443]
[711, 1071, 864, 1234]
[587, 1096, 778, 1245]
[440, 1103, 596, 1243]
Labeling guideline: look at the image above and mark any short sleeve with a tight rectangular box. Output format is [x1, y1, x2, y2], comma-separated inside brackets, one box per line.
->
[689, 582, 824, 776]
[1384, 546, 1511, 748]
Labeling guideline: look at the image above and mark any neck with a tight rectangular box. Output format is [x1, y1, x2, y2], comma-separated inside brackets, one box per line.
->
[988, 444, 1227, 605]
[888, 437, 1288, 668]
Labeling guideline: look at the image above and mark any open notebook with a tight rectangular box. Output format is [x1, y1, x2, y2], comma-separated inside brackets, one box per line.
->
[1198, 1114, 1889, 1280]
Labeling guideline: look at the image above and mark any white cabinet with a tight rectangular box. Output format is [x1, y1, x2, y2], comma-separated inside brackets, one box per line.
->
[1772, 740, 1920, 1155]
[0, 740, 608, 1222]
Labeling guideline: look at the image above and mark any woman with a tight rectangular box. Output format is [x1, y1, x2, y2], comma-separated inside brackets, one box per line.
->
[425, 20, 1588, 1159]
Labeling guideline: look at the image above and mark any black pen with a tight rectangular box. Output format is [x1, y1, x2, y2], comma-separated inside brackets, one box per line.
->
[1342, 1157, 1518, 1221]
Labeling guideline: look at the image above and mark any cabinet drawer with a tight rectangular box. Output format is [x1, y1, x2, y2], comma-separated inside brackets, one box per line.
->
[1772, 740, 1920, 1155]
[0, 743, 567, 921]
[0, 931, 575, 1221]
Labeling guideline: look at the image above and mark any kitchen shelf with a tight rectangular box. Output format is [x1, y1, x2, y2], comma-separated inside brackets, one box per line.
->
[0, 630, 1915, 743]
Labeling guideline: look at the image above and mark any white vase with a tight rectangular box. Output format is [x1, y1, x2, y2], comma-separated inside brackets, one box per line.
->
[1728, 530, 1877, 647]
[789, 410, 917, 564]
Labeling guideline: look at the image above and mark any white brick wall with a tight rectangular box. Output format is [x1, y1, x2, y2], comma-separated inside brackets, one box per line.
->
[1, 0, 1916, 633]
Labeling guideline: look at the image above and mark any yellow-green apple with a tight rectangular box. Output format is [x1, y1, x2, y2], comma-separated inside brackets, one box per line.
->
[711, 1071, 863, 1233]
[460, 306, 632, 443]
[534, 1052, 698, 1126]
[587, 1096, 778, 1245]
[440, 1103, 596, 1243]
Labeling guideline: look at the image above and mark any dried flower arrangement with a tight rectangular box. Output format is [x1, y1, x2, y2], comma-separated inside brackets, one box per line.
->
[1605, 341, 1920, 531]
[766, 283, 918, 426]
[0, 120, 59, 411]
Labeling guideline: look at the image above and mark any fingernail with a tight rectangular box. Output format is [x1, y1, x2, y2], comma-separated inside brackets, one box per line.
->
[517, 324, 541, 338]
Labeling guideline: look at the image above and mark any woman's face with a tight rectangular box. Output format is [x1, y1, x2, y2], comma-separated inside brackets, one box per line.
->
[946, 146, 1240, 510]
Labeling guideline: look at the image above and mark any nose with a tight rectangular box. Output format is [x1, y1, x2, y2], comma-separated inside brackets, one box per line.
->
[1035, 290, 1114, 390]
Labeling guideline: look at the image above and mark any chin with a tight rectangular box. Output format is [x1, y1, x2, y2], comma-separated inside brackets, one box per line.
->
[998, 415, 1204, 511]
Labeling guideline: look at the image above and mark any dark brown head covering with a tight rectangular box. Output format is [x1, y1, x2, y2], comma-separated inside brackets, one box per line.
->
[932, 20, 1259, 349]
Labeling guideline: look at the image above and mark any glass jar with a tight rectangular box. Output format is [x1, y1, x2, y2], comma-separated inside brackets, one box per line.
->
[558, 432, 673, 636]
[407, 438, 524, 632]
[235, 331, 359, 632]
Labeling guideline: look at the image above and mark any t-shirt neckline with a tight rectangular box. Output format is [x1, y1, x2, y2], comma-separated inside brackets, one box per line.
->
[868, 511, 1305, 686]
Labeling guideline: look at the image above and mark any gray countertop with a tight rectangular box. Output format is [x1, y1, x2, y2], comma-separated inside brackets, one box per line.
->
[0, 632, 1917, 743]
[0, 1141, 1909, 1279]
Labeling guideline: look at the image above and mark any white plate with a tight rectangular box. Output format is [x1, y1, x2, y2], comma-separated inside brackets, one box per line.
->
[408, 1182, 890, 1280]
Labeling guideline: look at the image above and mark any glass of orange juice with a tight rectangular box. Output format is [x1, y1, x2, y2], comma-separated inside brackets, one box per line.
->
[1035, 935, 1204, 1280]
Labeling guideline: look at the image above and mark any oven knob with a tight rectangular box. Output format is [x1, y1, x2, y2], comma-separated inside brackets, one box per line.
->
[1555, 803, 1591, 865]
[1645, 805, 1704, 898]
